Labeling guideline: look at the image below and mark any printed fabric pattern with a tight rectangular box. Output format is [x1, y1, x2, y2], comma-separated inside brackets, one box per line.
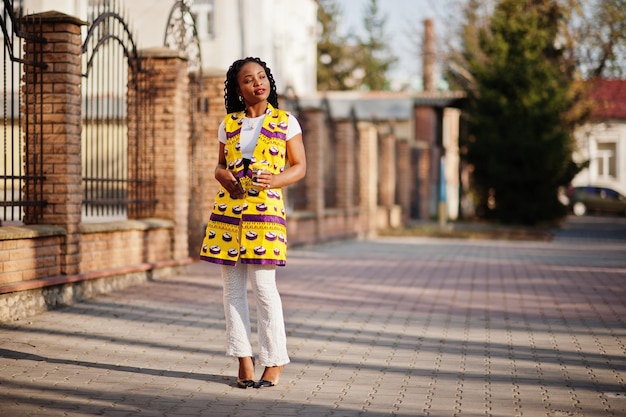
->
[200, 104, 289, 266]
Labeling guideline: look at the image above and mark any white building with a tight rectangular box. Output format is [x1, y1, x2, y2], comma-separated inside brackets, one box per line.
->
[572, 79, 626, 196]
[23, 0, 318, 95]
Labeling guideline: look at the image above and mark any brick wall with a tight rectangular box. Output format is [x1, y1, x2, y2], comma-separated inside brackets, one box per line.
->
[0, 12, 191, 322]
[0, 229, 63, 285]
[79, 220, 174, 272]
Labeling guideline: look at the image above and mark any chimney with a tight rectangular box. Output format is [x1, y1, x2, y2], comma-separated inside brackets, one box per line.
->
[423, 19, 436, 92]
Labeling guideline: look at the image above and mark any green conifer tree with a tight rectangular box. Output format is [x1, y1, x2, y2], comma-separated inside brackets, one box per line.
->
[357, 0, 397, 91]
[316, 0, 354, 91]
[465, 0, 577, 224]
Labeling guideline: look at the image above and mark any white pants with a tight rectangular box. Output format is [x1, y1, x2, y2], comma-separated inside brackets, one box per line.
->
[221, 263, 290, 367]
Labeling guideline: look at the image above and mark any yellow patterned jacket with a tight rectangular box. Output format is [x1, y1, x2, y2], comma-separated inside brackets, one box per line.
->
[200, 104, 290, 266]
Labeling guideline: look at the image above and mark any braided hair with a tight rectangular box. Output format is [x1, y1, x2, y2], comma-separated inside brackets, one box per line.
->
[224, 57, 279, 113]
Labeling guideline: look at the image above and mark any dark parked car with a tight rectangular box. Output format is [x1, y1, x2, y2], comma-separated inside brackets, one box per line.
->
[567, 186, 626, 216]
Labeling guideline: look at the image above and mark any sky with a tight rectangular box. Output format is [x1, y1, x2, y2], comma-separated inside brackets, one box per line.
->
[334, 0, 461, 90]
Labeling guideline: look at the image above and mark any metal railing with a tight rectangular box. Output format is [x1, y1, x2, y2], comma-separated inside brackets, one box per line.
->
[81, 0, 155, 220]
[1, 0, 47, 224]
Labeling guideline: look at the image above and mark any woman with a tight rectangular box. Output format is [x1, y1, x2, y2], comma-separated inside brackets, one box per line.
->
[200, 57, 306, 389]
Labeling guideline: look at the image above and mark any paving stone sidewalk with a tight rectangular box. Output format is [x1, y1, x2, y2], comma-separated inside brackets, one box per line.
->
[1, 224, 625, 416]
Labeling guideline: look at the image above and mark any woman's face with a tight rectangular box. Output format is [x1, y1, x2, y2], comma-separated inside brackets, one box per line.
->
[236, 61, 270, 106]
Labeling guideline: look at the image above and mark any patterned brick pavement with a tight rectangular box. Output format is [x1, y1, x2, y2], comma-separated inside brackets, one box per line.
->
[1, 219, 625, 416]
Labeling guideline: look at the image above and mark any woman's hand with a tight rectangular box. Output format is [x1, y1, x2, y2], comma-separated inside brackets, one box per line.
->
[252, 170, 274, 189]
[216, 167, 245, 199]
[255, 134, 306, 189]
[215, 143, 244, 199]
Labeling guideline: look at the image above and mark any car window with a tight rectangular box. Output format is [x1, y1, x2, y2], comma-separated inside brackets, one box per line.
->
[603, 189, 618, 200]
[573, 186, 625, 200]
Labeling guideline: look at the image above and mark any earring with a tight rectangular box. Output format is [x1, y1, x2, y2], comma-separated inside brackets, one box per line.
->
[238, 95, 244, 103]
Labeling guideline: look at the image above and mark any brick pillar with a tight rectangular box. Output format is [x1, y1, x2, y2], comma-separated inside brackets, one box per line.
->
[414, 105, 437, 219]
[23, 12, 86, 275]
[378, 132, 396, 208]
[199, 71, 226, 219]
[138, 48, 190, 260]
[334, 120, 355, 217]
[415, 145, 431, 219]
[396, 140, 412, 222]
[299, 108, 325, 238]
[184, 70, 224, 257]
[358, 122, 378, 237]
[443, 107, 461, 221]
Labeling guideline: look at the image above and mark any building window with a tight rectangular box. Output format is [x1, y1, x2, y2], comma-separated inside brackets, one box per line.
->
[191, 0, 214, 39]
[88, 0, 110, 7]
[206, 8, 214, 37]
[596, 141, 617, 179]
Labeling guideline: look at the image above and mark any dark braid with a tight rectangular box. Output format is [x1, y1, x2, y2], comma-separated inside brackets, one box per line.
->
[224, 57, 279, 113]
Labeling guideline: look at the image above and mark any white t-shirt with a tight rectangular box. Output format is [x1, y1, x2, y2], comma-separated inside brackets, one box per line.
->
[218, 113, 302, 160]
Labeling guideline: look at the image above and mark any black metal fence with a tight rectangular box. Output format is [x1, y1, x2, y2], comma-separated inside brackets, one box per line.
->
[1, 0, 206, 225]
[0, 0, 47, 224]
[81, 1, 155, 220]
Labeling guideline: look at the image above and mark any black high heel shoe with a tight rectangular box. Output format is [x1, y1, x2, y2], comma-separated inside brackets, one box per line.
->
[254, 379, 276, 388]
[236, 379, 255, 389]
[236, 357, 255, 389]
[254, 365, 283, 388]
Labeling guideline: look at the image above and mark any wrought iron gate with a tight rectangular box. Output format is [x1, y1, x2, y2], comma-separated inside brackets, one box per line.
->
[81, 1, 155, 220]
[0, 0, 47, 224]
